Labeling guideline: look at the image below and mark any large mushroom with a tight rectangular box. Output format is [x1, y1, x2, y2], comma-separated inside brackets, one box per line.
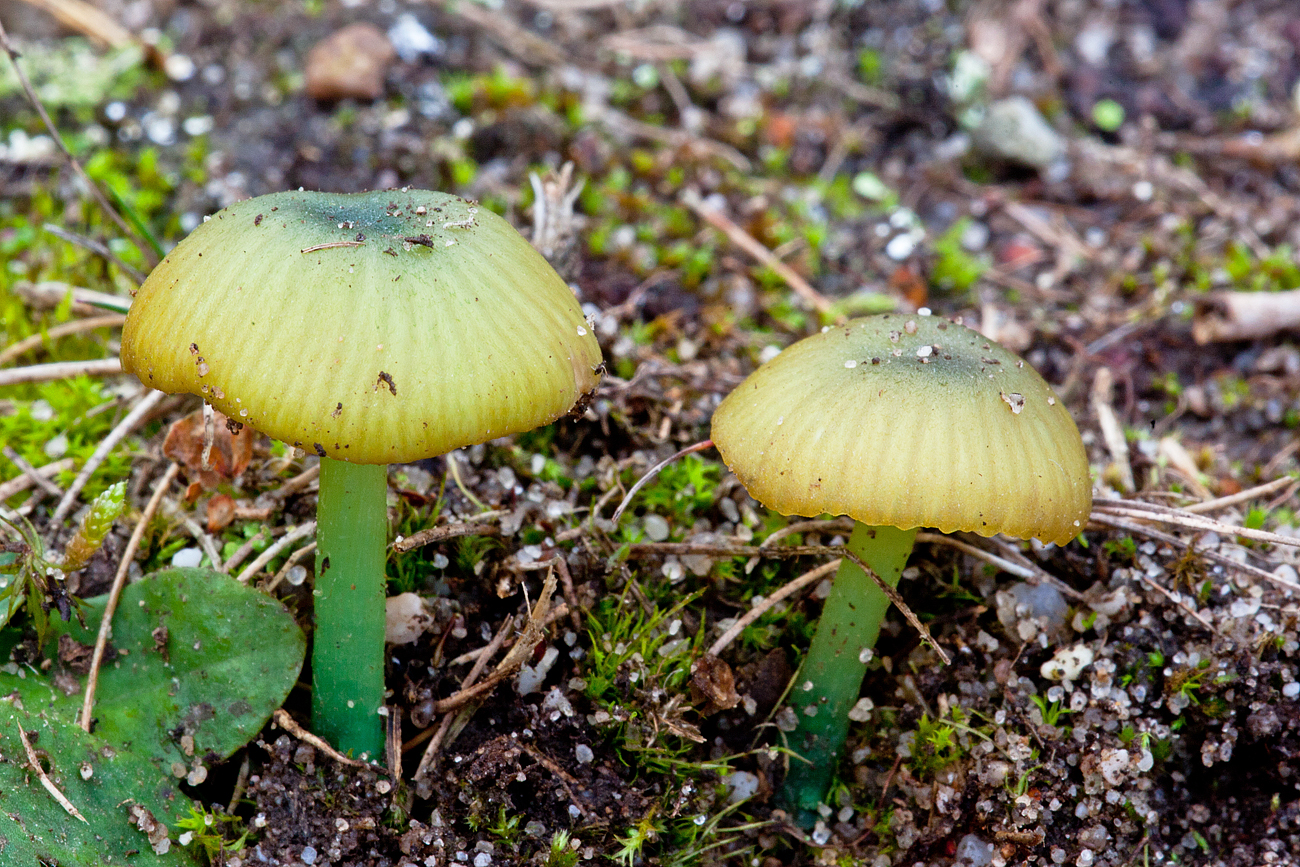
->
[121, 189, 603, 757]
[710, 312, 1090, 823]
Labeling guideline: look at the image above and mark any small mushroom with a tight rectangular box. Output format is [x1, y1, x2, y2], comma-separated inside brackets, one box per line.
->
[710, 313, 1090, 822]
[121, 189, 602, 757]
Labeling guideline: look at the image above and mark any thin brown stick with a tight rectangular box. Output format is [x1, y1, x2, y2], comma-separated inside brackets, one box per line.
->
[552, 555, 584, 633]
[393, 521, 502, 553]
[631, 539, 947, 662]
[411, 615, 514, 781]
[1092, 499, 1300, 548]
[0, 315, 127, 367]
[234, 521, 316, 584]
[839, 548, 950, 664]
[16, 723, 88, 823]
[79, 462, 181, 731]
[1181, 476, 1296, 514]
[272, 709, 370, 767]
[265, 542, 316, 591]
[0, 17, 155, 264]
[0, 358, 123, 387]
[708, 559, 840, 657]
[682, 189, 836, 317]
[0, 457, 73, 501]
[446, 603, 570, 667]
[610, 439, 715, 524]
[1135, 571, 1220, 635]
[628, 541, 838, 559]
[12, 282, 130, 315]
[41, 224, 147, 286]
[268, 463, 321, 501]
[1087, 512, 1291, 591]
[760, 518, 854, 547]
[220, 530, 266, 574]
[300, 241, 364, 253]
[2, 446, 64, 498]
[52, 389, 166, 524]
[973, 535, 1087, 600]
[16, 0, 135, 47]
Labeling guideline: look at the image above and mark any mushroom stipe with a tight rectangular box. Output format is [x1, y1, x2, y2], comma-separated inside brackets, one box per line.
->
[122, 188, 603, 758]
[711, 313, 1090, 825]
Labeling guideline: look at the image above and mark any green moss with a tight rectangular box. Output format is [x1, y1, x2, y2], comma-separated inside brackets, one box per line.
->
[931, 218, 988, 294]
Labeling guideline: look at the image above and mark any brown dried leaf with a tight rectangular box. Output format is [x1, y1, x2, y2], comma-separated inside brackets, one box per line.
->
[689, 653, 740, 715]
[206, 493, 237, 533]
[162, 408, 254, 489]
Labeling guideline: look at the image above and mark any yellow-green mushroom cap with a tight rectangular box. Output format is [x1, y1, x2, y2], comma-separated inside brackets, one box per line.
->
[711, 314, 1091, 545]
[121, 189, 603, 465]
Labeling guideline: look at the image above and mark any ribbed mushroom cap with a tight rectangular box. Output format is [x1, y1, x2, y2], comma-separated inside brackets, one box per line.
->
[122, 190, 603, 464]
[711, 314, 1091, 545]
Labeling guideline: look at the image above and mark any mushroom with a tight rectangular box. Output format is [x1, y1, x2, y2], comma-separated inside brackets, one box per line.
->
[121, 189, 603, 757]
[710, 313, 1090, 822]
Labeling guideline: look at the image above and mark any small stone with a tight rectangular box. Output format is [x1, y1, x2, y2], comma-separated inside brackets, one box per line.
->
[970, 96, 1065, 171]
[1040, 644, 1093, 682]
[171, 547, 203, 568]
[724, 770, 760, 804]
[387, 13, 442, 62]
[304, 24, 395, 102]
[955, 833, 994, 866]
[643, 514, 670, 541]
[385, 592, 430, 645]
[885, 233, 917, 260]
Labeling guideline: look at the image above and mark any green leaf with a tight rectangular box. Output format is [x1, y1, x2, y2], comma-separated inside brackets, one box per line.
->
[3, 567, 304, 770]
[0, 704, 198, 866]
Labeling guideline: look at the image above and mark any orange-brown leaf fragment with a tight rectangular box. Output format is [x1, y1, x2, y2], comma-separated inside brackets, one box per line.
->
[163, 408, 254, 489]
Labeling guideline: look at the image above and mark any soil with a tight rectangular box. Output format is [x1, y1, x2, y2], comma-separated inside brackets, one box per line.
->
[4, 0, 1300, 865]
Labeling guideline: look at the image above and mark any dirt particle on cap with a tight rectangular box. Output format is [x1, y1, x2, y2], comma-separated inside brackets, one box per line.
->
[376, 371, 397, 395]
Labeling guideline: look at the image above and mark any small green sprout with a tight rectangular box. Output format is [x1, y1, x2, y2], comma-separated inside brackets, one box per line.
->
[1091, 98, 1126, 132]
[614, 811, 663, 867]
[1029, 694, 1074, 728]
[546, 831, 580, 867]
[174, 804, 247, 861]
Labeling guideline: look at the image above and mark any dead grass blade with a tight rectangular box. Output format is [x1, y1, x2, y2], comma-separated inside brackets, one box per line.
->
[79, 462, 180, 732]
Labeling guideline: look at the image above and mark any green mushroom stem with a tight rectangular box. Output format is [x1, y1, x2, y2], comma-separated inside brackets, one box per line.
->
[779, 522, 918, 826]
[312, 456, 389, 759]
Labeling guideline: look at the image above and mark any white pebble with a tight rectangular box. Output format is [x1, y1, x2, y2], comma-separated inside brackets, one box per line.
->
[885, 233, 916, 260]
[171, 547, 203, 568]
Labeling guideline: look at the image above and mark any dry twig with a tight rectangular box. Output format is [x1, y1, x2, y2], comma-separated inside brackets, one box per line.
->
[1092, 498, 1300, 549]
[628, 540, 949, 663]
[1193, 290, 1300, 343]
[234, 521, 316, 585]
[0, 457, 73, 502]
[79, 462, 181, 732]
[0, 315, 127, 367]
[412, 570, 559, 782]
[682, 189, 836, 317]
[2, 446, 64, 498]
[0, 358, 123, 387]
[51, 390, 166, 525]
[272, 709, 370, 768]
[610, 439, 715, 524]
[708, 559, 840, 657]
[15, 722, 88, 823]
[393, 520, 502, 553]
